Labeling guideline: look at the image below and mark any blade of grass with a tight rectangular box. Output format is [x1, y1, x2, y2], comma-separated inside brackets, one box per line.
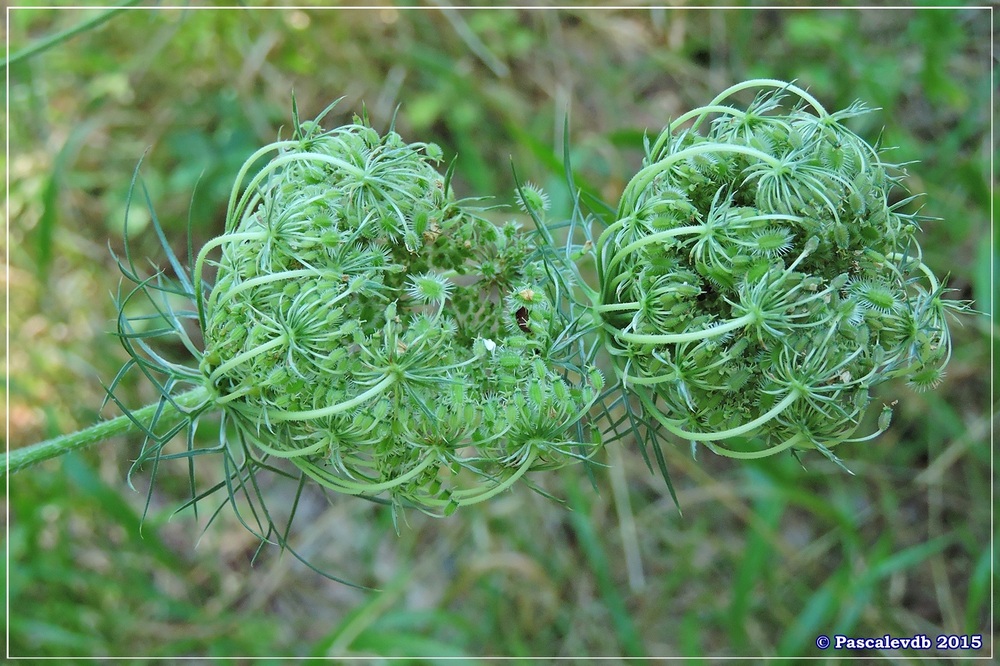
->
[311, 569, 413, 656]
[855, 535, 954, 587]
[4, 0, 145, 69]
[350, 609, 477, 661]
[728, 470, 784, 650]
[830, 534, 955, 638]
[60, 454, 182, 568]
[35, 119, 100, 285]
[564, 475, 646, 658]
[607, 441, 645, 592]
[776, 570, 843, 655]
[964, 546, 991, 634]
[507, 119, 608, 215]
[430, 0, 509, 77]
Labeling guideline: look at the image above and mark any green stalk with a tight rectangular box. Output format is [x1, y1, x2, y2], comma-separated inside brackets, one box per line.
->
[3, 387, 211, 475]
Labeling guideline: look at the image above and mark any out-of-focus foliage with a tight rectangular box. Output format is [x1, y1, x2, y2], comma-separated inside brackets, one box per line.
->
[6, 6, 992, 659]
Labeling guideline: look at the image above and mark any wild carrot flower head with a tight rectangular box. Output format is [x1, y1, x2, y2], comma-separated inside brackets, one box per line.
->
[193, 104, 601, 513]
[596, 80, 967, 463]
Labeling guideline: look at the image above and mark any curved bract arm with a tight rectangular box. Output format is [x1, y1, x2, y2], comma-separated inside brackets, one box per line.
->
[616, 142, 780, 219]
[649, 78, 830, 161]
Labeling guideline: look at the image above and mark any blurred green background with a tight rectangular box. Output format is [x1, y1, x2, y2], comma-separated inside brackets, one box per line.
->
[5, 3, 994, 661]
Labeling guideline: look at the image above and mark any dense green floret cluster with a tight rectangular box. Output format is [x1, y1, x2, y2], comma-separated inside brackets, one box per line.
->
[195, 110, 601, 512]
[596, 80, 962, 461]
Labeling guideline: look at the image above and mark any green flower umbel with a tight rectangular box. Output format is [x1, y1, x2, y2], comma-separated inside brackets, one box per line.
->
[596, 79, 966, 462]
[194, 106, 600, 512]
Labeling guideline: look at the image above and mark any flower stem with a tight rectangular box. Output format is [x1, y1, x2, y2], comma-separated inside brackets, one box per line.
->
[3, 387, 212, 475]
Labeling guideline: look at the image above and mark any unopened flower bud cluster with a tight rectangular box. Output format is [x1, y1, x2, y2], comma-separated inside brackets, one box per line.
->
[199, 114, 601, 511]
[597, 82, 961, 460]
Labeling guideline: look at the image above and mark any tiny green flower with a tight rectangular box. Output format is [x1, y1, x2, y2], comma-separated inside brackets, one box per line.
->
[514, 181, 551, 213]
[405, 271, 454, 307]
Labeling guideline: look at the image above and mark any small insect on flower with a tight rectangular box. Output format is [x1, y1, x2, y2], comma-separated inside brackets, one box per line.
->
[516, 307, 531, 333]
